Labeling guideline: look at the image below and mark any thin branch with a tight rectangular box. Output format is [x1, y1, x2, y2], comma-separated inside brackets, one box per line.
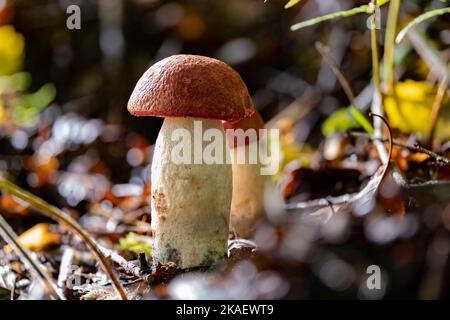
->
[0, 214, 63, 300]
[315, 42, 356, 103]
[369, 113, 394, 183]
[98, 245, 149, 279]
[348, 131, 450, 165]
[0, 178, 128, 300]
[286, 193, 357, 210]
[413, 143, 450, 166]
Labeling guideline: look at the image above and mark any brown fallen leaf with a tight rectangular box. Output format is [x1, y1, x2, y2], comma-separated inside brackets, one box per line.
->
[4, 223, 61, 253]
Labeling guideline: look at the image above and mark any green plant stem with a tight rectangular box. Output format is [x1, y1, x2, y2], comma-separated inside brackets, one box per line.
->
[383, 0, 401, 94]
[396, 7, 450, 43]
[290, 1, 391, 31]
[370, 0, 389, 164]
[370, 1, 381, 93]
[0, 178, 128, 300]
[291, 5, 372, 31]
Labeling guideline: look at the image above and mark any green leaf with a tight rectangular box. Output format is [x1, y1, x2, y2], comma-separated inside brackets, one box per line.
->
[348, 105, 374, 135]
[321, 106, 373, 136]
[0, 72, 31, 94]
[285, 0, 302, 9]
[116, 232, 152, 258]
[322, 108, 358, 136]
[10, 83, 56, 127]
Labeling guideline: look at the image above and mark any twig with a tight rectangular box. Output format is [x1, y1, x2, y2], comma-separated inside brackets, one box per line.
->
[0, 178, 128, 300]
[265, 89, 317, 129]
[286, 193, 357, 210]
[315, 42, 356, 103]
[428, 73, 449, 148]
[413, 143, 450, 166]
[10, 276, 16, 300]
[138, 252, 150, 273]
[348, 131, 450, 165]
[0, 214, 63, 300]
[369, 113, 394, 183]
[98, 245, 147, 278]
[57, 247, 75, 288]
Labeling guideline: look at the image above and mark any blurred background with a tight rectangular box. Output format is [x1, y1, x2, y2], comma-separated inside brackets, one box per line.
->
[1, 0, 450, 300]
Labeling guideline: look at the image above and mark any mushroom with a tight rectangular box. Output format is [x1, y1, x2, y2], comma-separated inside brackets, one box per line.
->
[127, 55, 253, 269]
[224, 111, 267, 238]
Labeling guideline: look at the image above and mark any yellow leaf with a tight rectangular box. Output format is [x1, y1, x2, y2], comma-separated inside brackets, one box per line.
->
[285, 0, 302, 9]
[4, 223, 61, 253]
[0, 25, 25, 76]
[0, 103, 4, 124]
[384, 80, 450, 140]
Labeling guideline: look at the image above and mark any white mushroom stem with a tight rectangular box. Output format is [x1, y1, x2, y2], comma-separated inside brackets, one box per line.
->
[150, 117, 232, 269]
[229, 140, 267, 238]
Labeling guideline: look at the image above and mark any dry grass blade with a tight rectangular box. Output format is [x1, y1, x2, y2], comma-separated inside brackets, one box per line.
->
[0, 178, 128, 300]
[428, 73, 449, 148]
[315, 42, 356, 103]
[0, 214, 63, 300]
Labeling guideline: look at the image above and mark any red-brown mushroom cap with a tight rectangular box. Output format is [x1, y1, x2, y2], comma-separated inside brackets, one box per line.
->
[127, 55, 254, 122]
